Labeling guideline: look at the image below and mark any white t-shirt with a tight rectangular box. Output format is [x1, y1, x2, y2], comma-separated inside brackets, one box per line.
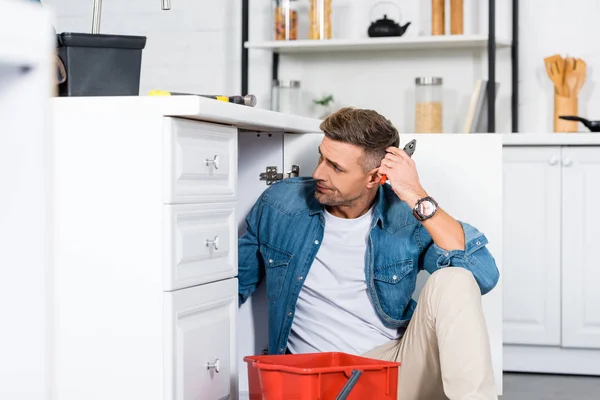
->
[287, 205, 401, 355]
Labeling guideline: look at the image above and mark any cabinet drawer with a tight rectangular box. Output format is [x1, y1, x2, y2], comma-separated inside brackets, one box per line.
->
[163, 117, 237, 204]
[164, 278, 238, 400]
[164, 202, 237, 291]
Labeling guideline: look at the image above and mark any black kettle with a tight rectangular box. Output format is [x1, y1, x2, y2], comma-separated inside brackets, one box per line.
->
[368, 2, 411, 38]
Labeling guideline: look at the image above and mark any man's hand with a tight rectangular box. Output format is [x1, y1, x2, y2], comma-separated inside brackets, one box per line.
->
[380, 146, 466, 252]
[378, 146, 428, 208]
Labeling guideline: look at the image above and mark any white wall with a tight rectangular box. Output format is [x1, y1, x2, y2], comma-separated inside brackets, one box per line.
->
[519, 1, 600, 132]
[43, 0, 242, 96]
[44, 0, 599, 133]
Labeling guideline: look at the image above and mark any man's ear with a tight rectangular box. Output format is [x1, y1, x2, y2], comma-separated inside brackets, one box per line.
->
[366, 167, 381, 189]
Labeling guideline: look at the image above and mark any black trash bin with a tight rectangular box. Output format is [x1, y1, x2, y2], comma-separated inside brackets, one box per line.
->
[56, 32, 147, 97]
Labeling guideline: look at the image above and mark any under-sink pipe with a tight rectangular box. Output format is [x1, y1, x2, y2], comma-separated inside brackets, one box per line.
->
[92, 0, 171, 34]
[91, 0, 102, 34]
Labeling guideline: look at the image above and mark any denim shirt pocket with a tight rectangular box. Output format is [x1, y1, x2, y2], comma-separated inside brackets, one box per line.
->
[373, 259, 415, 321]
[260, 243, 293, 302]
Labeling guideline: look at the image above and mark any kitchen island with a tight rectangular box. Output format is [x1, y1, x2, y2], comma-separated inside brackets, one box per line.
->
[48, 96, 505, 398]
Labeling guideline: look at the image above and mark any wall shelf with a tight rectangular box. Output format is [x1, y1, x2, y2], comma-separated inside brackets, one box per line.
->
[241, 0, 519, 133]
[245, 35, 512, 54]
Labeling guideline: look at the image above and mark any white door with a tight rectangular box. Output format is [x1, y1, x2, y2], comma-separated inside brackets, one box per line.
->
[236, 131, 284, 395]
[502, 146, 562, 345]
[285, 133, 504, 393]
[164, 278, 238, 400]
[561, 146, 600, 349]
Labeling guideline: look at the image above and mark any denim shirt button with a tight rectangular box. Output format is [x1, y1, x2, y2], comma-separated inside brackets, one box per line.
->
[298, 276, 303, 281]
[476, 241, 481, 246]
[314, 240, 319, 245]
[392, 275, 398, 281]
[288, 311, 292, 317]
[445, 253, 449, 257]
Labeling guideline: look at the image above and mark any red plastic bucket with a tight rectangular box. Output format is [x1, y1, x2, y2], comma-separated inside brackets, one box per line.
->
[244, 352, 400, 400]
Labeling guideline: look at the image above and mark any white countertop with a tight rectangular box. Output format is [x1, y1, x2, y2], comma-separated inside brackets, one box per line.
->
[52, 96, 323, 134]
[502, 133, 600, 145]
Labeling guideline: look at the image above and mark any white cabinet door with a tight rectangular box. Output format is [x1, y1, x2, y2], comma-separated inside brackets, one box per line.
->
[285, 133, 505, 392]
[502, 146, 562, 345]
[561, 147, 600, 349]
[164, 278, 238, 400]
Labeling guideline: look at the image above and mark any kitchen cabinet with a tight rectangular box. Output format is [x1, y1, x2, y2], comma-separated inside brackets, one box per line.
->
[0, 2, 54, 399]
[503, 142, 600, 375]
[48, 97, 503, 399]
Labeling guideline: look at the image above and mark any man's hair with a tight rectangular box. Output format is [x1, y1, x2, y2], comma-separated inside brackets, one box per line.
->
[319, 107, 400, 172]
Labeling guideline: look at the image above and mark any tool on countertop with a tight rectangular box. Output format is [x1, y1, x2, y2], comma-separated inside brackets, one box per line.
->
[380, 139, 416, 186]
[148, 90, 257, 107]
[558, 115, 600, 132]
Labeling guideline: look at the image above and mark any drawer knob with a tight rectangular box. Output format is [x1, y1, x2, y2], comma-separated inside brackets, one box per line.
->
[205, 235, 220, 251]
[205, 155, 219, 170]
[206, 358, 220, 373]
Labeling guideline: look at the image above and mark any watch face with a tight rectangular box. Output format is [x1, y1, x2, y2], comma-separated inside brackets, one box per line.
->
[417, 200, 436, 217]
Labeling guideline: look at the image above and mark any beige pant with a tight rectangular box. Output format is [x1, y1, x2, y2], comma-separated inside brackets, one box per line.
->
[363, 267, 498, 400]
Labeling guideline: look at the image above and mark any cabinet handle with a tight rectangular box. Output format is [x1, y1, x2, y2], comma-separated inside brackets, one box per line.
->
[562, 157, 573, 167]
[205, 235, 219, 251]
[548, 156, 558, 166]
[206, 358, 220, 373]
[205, 155, 219, 170]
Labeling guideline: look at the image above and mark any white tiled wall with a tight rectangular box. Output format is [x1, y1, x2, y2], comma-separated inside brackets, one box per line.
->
[44, 0, 242, 96]
[44, 0, 599, 132]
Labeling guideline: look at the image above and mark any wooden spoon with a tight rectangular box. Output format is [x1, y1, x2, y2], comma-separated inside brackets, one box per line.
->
[574, 58, 587, 97]
[564, 57, 577, 97]
[544, 54, 567, 96]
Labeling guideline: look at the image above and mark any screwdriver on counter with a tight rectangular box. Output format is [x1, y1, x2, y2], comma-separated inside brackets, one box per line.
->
[380, 139, 417, 186]
[148, 90, 257, 107]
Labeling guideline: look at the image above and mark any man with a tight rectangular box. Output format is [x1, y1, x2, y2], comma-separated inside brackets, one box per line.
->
[238, 107, 500, 399]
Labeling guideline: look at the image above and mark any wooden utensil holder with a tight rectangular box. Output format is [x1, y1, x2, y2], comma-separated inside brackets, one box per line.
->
[554, 93, 578, 132]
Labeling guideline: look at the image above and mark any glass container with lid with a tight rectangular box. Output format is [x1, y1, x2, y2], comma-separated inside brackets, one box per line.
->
[415, 77, 443, 133]
[309, 0, 332, 40]
[273, 0, 299, 41]
[272, 80, 302, 115]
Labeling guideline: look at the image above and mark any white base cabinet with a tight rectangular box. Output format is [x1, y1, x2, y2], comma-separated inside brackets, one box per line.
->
[503, 144, 600, 375]
[50, 98, 505, 398]
[51, 106, 239, 399]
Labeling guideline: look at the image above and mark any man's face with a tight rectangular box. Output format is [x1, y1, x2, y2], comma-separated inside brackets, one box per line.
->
[312, 137, 377, 207]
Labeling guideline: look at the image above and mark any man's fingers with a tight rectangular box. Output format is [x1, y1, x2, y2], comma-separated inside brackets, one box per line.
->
[384, 152, 403, 164]
[379, 159, 394, 170]
[386, 146, 410, 160]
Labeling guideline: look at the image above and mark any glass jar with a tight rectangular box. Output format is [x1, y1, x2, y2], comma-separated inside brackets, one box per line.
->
[272, 80, 302, 114]
[273, 0, 299, 41]
[415, 77, 443, 133]
[309, 0, 332, 40]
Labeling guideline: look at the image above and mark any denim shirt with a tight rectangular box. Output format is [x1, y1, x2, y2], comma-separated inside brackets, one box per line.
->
[238, 177, 499, 355]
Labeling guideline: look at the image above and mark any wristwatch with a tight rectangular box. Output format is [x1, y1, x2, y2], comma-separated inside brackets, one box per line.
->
[413, 196, 438, 221]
